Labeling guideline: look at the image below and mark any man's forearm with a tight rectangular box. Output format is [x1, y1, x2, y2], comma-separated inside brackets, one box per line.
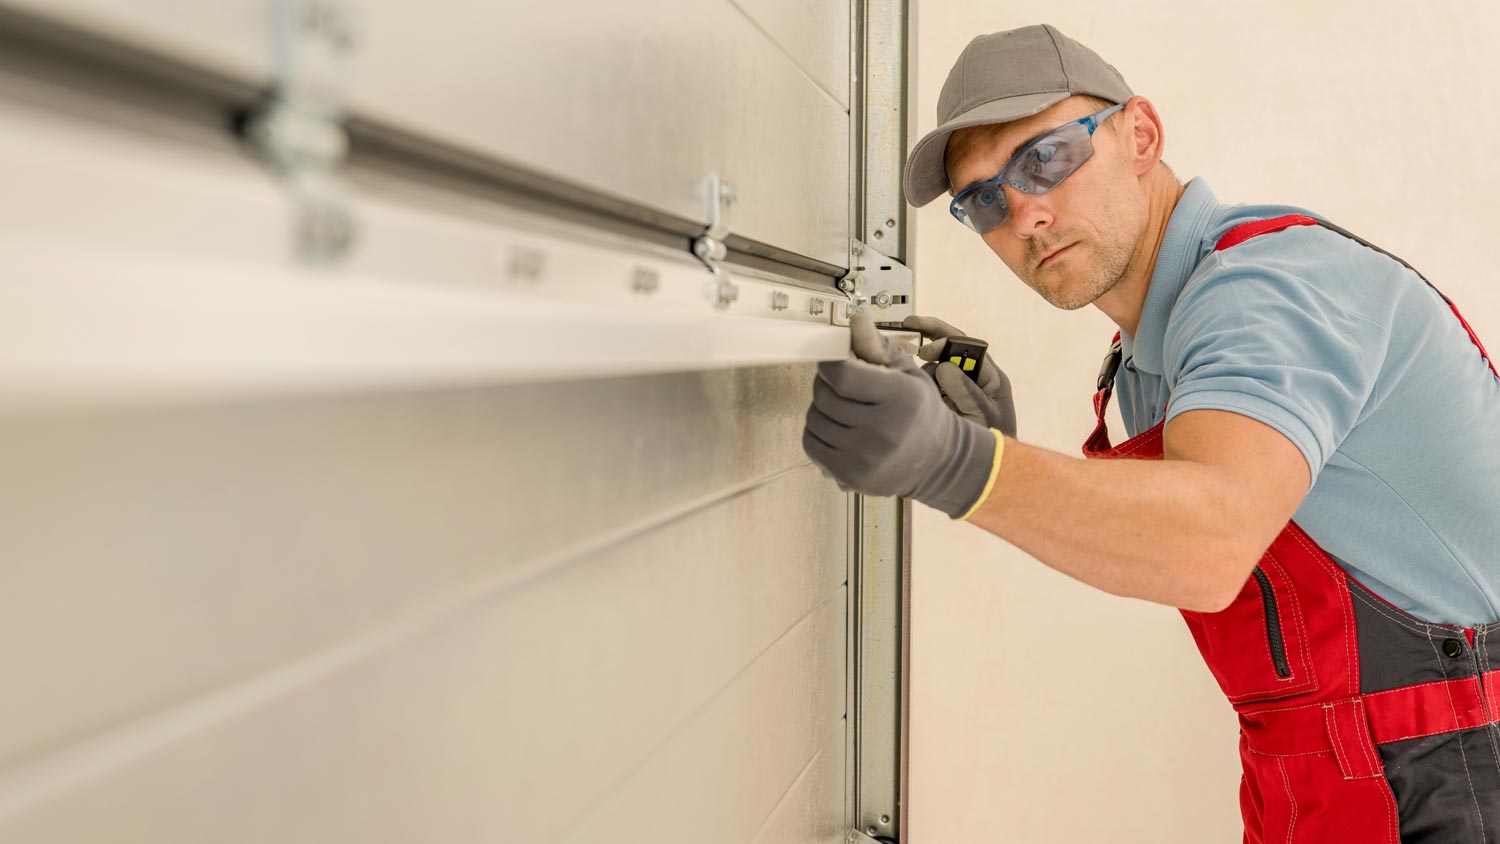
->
[965, 436, 1255, 612]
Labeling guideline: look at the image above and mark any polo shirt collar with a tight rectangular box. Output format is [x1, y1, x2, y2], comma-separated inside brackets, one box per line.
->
[1120, 176, 1220, 375]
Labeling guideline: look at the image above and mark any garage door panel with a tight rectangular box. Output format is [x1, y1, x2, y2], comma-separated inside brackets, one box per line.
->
[0, 0, 854, 266]
[559, 591, 848, 843]
[350, 0, 851, 265]
[0, 363, 825, 768]
[750, 723, 848, 844]
[727, 0, 851, 109]
[0, 499, 846, 843]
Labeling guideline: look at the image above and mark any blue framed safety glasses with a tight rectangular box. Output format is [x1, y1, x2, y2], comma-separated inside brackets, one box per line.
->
[949, 103, 1124, 235]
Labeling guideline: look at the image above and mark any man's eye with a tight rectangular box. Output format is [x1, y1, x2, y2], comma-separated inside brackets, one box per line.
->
[975, 188, 998, 207]
[1024, 144, 1057, 172]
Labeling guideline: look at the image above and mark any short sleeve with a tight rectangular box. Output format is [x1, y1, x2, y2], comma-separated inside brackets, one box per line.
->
[1163, 258, 1389, 489]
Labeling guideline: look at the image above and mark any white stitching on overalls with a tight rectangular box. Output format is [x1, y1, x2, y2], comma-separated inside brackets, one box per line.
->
[1350, 699, 1381, 778]
[1349, 586, 1442, 637]
[1380, 754, 1400, 844]
[1426, 629, 1487, 839]
[1276, 756, 1298, 844]
[1285, 527, 1348, 690]
[1323, 703, 1354, 777]
[1480, 627, 1500, 784]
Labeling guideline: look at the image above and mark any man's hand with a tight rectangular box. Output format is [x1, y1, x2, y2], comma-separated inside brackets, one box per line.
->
[903, 315, 1018, 437]
[801, 311, 1001, 518]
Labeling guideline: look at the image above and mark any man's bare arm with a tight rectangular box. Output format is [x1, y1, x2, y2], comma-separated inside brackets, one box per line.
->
[965, 409, 1310, 612]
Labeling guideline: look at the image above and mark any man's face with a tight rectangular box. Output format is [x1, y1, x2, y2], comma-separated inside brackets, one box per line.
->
[944, 96, 1149, 310]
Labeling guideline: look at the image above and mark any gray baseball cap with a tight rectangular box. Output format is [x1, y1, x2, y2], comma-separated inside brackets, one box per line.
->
[904, 24, 1135, 207]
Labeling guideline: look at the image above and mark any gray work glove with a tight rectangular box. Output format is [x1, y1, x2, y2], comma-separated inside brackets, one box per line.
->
[801, 311, 999, 519]
[903, 315, 1018, 438]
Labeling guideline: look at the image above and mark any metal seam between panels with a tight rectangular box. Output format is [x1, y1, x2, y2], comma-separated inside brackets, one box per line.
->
[0, 459, 835, 819]
[553, 584, 850, 843]
[721, 0, 848, 111]
[748, 716, 848, 843]
[499, 461, 829, 599]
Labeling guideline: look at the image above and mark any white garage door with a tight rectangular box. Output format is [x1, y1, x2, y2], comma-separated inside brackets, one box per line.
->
[0, 2, 913, 841]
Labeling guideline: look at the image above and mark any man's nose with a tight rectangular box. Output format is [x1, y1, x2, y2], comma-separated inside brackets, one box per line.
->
[1002, 184, 1053, 237]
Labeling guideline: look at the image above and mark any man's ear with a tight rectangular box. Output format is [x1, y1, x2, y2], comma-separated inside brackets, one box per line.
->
[1121, 96, 1166, 178]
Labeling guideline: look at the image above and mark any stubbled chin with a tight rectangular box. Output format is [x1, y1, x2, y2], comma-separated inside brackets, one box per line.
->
[1031, 273, 1097, 311]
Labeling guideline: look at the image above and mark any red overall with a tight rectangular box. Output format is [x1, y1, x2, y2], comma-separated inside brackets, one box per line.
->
[1082, 215, 1500, 843]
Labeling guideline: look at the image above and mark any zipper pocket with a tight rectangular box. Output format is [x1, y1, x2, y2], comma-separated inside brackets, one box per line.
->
[1251, 566, 1292, 678]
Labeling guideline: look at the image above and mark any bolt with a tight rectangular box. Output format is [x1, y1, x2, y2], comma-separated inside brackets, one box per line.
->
[886, 218, 897, 228]
[867, 827, 877, 836]
[505, 246, 546, 282]
[872, 291, 893, 308]
[837, 278, 855, 293]
[872, 230, 884, 239]
[631, 267, 660, 295]
[880, 814, 891, 825]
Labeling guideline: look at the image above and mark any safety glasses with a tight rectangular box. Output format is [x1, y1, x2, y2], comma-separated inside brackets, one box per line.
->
[949, 103, 1124, 235]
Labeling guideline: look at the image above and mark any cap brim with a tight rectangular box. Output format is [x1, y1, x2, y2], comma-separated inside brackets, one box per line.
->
[903, 91, 1070, 207]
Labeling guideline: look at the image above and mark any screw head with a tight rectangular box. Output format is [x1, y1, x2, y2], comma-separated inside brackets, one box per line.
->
[872, 291, 893, 308]
[886, 218, 897, 228]
[837, 278, 855, 293]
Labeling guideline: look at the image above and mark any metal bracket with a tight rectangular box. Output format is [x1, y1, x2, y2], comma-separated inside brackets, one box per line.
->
[847, 829, 896, 844]
[692, 173, 740, 309]
[838, 239, 913, 319]
[245, 0, 357, 264]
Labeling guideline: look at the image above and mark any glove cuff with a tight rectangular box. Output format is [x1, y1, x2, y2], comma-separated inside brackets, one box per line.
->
[914, 418, 1001, 519]
[956, 429, 1005, 521]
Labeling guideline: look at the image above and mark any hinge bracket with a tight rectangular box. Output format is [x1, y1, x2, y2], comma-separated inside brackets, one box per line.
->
[244, 0, 357, 264]
[838, 239, 913, 320]
[692, 173, 740, 309]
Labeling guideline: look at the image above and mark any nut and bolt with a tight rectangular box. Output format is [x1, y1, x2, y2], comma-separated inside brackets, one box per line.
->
[837, 278, 856, 293]
[872, 291, 893, 308]
[693, 237, 727, 262]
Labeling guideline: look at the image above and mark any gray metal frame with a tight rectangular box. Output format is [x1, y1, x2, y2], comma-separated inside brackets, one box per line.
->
[846, 0, 915, 841]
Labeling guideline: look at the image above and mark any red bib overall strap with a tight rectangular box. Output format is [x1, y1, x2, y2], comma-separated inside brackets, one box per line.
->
[1082, 214, 1500, 844]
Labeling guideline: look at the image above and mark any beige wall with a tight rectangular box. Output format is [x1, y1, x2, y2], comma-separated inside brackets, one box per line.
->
[908, 3, 1500, 841]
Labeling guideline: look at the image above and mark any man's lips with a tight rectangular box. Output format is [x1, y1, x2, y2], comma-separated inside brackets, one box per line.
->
[1038, 244, 1074, 269]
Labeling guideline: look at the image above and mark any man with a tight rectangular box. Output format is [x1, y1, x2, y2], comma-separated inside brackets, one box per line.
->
[803, 23, 1500, 842]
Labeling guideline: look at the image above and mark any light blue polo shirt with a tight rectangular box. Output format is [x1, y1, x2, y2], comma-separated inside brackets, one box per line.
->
[1116, 177, 1500, 626]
